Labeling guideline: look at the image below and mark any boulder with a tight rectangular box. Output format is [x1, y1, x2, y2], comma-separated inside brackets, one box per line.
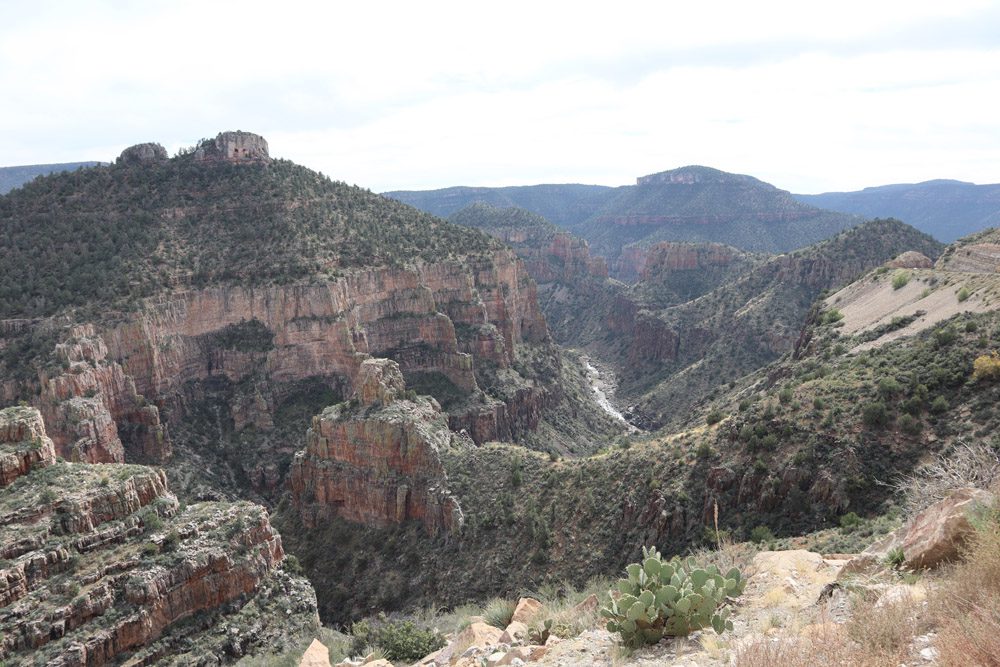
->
[300, 639, 332, 667]
[450, 621, 504, 656]
[499, 620, 528, 644]
[902, 487, 994, 569]
[510, 597, 542, 625]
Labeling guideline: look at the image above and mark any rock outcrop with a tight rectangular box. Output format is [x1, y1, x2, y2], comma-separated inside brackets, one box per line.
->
[901, 487, 994, 569]
[936, 242, 1000, 272]
[194, 130, 270, 163]
[886, 251, 933, 269]
[0, 406, 55, 487]
[290, 358, 466, 535]
[0, 409, 318, 665]
[118, 143, 168, 165]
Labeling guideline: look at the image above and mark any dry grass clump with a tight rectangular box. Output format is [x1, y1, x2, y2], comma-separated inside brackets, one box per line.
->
[522, 577, 611, 640]
[932, 506, 1000, 666]
[686, 536, 759, 577]
[734, 592, 927, 667]
[894, 441, 1000, 516]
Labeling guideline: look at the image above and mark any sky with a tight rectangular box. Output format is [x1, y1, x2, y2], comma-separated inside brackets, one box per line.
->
[2, 0, 999, 194]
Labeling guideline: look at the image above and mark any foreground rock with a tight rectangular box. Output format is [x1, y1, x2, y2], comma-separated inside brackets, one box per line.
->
[0, 410, 317, 665]
[902, 487, 994, 569]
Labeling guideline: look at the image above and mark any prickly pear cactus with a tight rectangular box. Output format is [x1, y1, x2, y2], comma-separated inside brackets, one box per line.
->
[599, 546, 745, 647]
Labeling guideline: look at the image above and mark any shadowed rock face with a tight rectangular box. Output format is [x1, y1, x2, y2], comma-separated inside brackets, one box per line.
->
[290, 358, 466, 535]
[0, 408, 318, 666]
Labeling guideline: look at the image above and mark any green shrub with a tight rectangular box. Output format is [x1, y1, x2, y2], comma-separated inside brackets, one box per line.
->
[139, 508, 163, 533]
[822, 309, 844, 325]
[705, 410, 723, 426]
[892, 271, 910, 290]
[348, 618, 445, 663]
[813, 397, 826, 410]
[877, 376, 903, 397]
[958, 286, 971, 302]
[600, 546, 744, 647]
[839, 512, 862, 531]
[283, 554, 304, 575]
[778, 387, 793, 405]
[750, 526, 776, 544]
[862, 402, 890, 428]
[162, 530, 180, 552]
[930, 396, 950, 414]
[375, 620, 445, 662]
[899, 414, 922, 435]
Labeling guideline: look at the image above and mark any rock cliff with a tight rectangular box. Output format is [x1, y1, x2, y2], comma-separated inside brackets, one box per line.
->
[3, 250, 549, 468]
[290, 358, 466, 535]
[193, 130, 270, 163]
[0, 407, 318, 666]
[0, 406, 56, 487]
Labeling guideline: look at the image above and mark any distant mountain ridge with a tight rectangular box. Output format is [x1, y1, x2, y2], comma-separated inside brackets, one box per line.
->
[387, 166, 861, 281]
[794, 179, 1000, 242]
[0, 161, 104, 194]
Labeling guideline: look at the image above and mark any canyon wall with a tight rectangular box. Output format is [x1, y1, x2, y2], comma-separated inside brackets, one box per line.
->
[0, 407, 317, 666]
[3, 249, 550, 465]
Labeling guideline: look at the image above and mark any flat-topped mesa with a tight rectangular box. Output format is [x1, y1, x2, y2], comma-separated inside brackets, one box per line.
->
[117, 143, 168, 165]
[0, 406, 56, 487]
[636, 166, 761, 187]
[290, 358, 466, 535]
[194, 130, 270, 163]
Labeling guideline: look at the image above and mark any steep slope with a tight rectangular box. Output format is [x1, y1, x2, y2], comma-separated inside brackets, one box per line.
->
[384, 184, 614, 229]
[580, 166, 860, 278]
[0, 407, 318, 666]
[0, 131, 619, 506]
[795, 179, 1000, 242]
[0, 162, 104, 195]
[609, 219, 944, 428]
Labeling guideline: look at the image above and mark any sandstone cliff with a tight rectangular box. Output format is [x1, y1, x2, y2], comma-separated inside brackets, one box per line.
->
[290, 358, 466, 535]
[0, 407, 318, 666]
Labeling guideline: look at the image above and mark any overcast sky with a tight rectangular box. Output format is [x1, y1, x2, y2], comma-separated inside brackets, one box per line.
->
[2, 0, 999, 193]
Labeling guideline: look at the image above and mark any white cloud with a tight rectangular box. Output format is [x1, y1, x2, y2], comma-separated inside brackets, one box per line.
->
[1, 0, 998, 192]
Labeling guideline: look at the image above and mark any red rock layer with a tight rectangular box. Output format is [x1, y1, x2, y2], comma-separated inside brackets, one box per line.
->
[4, 249, 548, 462]
[0, 406, 56, 487]
[290, 359, 464, 535]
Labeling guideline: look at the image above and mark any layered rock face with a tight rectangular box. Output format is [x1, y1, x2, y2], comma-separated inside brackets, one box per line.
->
[936, 242, 1000, 272]
[4, 249, 548, 464]
[0, 406, 55, 487]
[486, 227, 608, 284]
[0, 408, 317, 666]
[290, 358, 466, 535]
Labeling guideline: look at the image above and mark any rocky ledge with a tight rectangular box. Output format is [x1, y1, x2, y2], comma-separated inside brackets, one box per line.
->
[290, 359, 468, 535]
[0, 407, 317, 666]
